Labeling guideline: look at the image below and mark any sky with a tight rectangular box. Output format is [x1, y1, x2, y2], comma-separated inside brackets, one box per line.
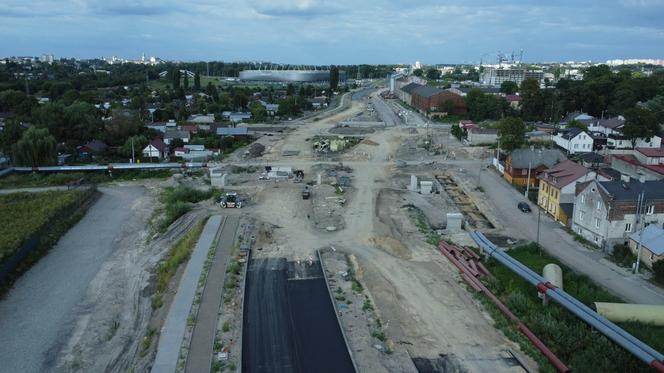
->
[1, 0, 664, 64]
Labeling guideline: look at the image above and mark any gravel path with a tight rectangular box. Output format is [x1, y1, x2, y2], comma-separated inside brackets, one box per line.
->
[0, 186, 147, 373]
[185, 216, 239, 373]
[152, 215, 223, 373]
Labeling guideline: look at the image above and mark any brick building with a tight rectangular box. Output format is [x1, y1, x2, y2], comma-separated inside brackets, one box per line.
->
[410, 86, 466, 115]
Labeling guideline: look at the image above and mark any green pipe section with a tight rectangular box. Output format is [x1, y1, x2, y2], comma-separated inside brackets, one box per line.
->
[594, 302, 664, 326]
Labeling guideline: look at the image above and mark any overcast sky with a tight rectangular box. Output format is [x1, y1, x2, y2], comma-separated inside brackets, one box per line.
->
[1, 0, 663, 64]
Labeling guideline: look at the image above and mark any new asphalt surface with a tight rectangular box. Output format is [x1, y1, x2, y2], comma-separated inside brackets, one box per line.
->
[242, 258, 354, 373]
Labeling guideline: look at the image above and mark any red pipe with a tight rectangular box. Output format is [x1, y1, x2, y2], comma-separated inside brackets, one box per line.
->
[651, 360, 664, 372]
[439, 242, 571, 372]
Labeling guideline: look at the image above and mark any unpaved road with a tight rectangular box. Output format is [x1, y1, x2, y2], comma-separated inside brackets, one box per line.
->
[0, 186, 152, 373]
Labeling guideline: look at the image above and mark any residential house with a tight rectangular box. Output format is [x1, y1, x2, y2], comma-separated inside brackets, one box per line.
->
[221, 111, 252, 123]
[163, 130, 190, 145]
[607, 134, 662, 149]
[504, 149, 566, 187]
[146, 123, 167, 133]
[308, 97, 328, 109]
[611, 152, 664, 181]
[634, 147, 664, 165]
[535, 123, 557, 134]
[537, 160, 605, 225]
[216, 127, 249, 137]
[525, 130, 552, 142]
[629, 224, 664, 269]
[553, 128, 594, 154]
[458, 120, 475, 131]
[505, 94, 521, 109]
[467, 127, 498, 144]
[77, 140, 108, 158]
[578, 152, 606, 168]
[572, 179, 664, 249]
[259, 101, 279, 116]
[187, 114, 215, 124]
[561, 112, 595, 127]
[588, 117, 624, 136]
[142, 138, 168, 159]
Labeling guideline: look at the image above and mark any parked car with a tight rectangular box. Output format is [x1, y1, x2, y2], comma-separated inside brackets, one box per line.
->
[518, 202, 531, 213]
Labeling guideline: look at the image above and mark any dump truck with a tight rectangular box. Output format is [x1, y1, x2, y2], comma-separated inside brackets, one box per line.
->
[219, 192, 242, 208]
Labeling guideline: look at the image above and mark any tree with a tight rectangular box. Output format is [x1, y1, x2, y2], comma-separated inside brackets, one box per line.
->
[172, 69, 181, 89]
[451, 124, 464, 140]
[500, 81, 518, 95]
[497, 117, 526, 151]
[12, 127, 57, 166]
[329, 65, 339, 91]
[437, 99, 455, 114]
[194, 73, 201, 91]
[644, 95, 664, 124]
[520, 79, 545, 120]
[465, 89, 506, 121]
[425, 68, 441, 80]
[653, 260, 664, 285]
[623, 107, 659, 148]
[566, 119, 588, 131]
[0, 119, 24, 157]
[413, 69, 423, 77]
[183, 74, 189, 90]
[250, 102, 267, 122]
[119, 135, 148, 158]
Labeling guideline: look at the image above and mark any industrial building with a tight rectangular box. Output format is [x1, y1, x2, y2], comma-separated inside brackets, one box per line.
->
[480, 67, 545, 86]
[239, 69, 346, 83]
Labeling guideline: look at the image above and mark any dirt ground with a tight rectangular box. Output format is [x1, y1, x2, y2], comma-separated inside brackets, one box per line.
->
[224, 93, 538, 372]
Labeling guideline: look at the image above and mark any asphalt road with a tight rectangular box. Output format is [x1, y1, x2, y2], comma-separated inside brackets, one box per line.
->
[0, 186, 147, 373]
[242, 258, 354, 373]
[371, 95, 402, 127]
[479, 169, 664, 305]
[185, 216, 239, 373]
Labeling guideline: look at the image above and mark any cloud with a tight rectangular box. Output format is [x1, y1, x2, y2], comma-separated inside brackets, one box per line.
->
[86, 0, 185, 16]
[250, 0, 342, 17]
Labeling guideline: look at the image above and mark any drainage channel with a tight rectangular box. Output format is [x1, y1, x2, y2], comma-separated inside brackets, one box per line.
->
[435, 174, 494, 229]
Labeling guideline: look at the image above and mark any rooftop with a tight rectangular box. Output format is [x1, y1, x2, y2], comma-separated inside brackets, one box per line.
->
[412, 85, 444, 98]
[509, 148, 566, 169]
[539, 160, 591, 188]
[599, 179, 664, 201]
[630, 224, 664, 255]
[636, 147, 664, 158]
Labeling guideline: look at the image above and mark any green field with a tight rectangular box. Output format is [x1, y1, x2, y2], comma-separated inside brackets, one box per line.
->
[0, 170, 172, 189]
[0, 191, 87, 263]
[480, 243, 664, 373]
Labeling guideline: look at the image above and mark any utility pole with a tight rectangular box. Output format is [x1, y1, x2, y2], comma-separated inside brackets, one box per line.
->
[131, 138, 135, 164]
[537, 203, 542, 252]
[525, 161, 532, 198]
[634, 191, 646, 274]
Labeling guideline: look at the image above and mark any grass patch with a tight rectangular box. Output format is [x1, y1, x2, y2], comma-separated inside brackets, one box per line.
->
[409, 207, 440, 246]
[158, 186, 219, 232]
[480, 242, 664, 373]
[154, 219, 206, 297]
[222, 320, 230, 333]
[0, 190, 88, 263]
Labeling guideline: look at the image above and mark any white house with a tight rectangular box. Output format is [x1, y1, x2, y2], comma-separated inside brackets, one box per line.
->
[588, 117, 624, 136]
[607, 134, 662, 149]
[142, 138, 168, 159]
[553, 128, 594, 154]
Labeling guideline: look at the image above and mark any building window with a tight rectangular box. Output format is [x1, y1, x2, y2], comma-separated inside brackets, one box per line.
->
[522, 169, 527, 175]
[595, 217, 600, 228]
[581, 195, 586, 204]
[574, 144, 579, 149]
[578, 211, 585, 222]
[596, 201, 601, 210]
[647, 205, 655, 215]
[625, 223, 632, 232]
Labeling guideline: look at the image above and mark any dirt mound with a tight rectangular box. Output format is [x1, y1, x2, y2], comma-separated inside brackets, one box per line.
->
[361, 139, 379, 146]
[369, 235, 412, 259]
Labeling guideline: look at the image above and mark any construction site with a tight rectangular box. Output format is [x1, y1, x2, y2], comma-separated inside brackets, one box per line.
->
[2, 85, 664, 373]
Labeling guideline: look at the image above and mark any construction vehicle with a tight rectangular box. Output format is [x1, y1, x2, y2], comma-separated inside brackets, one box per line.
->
[219, 192, 242, 208]
[302, 185, 311, 200]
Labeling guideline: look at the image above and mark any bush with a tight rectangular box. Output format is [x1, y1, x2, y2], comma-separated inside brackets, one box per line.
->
[653, 260, 664, 284]
[158, 186, 219, 232]
[611, 244, 636, 268]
